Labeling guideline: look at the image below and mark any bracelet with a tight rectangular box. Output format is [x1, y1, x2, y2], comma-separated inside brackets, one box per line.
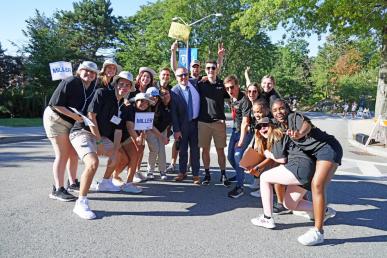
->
[96, 140, 103, 145]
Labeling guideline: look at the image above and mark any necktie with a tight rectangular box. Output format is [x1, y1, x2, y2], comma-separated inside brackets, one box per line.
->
[187, 86, 193, 121]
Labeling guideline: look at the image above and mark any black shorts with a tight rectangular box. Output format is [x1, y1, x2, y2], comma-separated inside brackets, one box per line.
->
[285, 157, 315, 191]
[314, 138, 343, 165]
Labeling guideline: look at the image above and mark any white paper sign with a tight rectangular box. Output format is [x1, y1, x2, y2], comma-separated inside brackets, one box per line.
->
[69, 107, 95, 127]
[49, 61, 73, 81]
[134, 112, 154, 131]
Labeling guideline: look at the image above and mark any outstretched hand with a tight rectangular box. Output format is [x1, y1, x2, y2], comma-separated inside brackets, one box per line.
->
[217, 42, 225, 57]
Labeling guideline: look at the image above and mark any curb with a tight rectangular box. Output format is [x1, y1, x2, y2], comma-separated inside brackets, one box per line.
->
[348, 139, 387, 158]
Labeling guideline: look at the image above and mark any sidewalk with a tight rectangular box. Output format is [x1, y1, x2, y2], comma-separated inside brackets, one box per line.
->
[0, 126, 46, 144]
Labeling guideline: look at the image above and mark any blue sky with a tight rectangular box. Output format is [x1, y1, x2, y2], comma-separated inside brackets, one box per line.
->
[0, 0, 325, 56]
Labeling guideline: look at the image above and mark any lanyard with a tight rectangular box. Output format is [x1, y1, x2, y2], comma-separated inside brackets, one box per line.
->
[81, 80, 97, 112]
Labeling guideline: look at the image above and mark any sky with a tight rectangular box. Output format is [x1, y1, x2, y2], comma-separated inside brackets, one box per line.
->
[0, 0, 326, 57]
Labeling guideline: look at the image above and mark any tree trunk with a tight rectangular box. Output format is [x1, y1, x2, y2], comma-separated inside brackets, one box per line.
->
[374, 26, 387, 118]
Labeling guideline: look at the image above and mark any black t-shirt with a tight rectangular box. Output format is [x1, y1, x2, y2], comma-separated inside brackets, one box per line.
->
[121, 105, 150, 142]
[230, 92, 251, 131]
[262, 89, 281, 108]
[48, 76, 98, 124]
[71, 88, 125, 142]
[286, 112, 333, 152]
[198, 78, 229, 122]
[153, 101, 172, 132]
[156, 81, 172, 90]
[272, 134, 312, 160]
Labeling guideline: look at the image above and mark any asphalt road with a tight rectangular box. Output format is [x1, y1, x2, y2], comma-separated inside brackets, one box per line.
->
[1, 114, 387, 257]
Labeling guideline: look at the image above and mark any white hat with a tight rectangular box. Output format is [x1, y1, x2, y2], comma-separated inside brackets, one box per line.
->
[77, 61, 99, 73]
[139, 67, 156, 77]
[146, 86, 160, 97]
[134, 92, 154, 104]
[190, 59, 200, 67]
[113, 71, 135, 92]
[100, 59, 118, 74]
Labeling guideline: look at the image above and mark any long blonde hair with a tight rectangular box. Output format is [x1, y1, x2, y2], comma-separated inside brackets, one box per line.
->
[254, 123, 283, 152]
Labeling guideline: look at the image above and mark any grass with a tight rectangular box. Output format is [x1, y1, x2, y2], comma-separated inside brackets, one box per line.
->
[0, 118, 43, 127]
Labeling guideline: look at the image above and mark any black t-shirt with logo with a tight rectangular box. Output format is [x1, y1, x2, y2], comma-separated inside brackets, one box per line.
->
[153, 101, 172, 132]
[71, 88, 125, 142]
[121, 105, 150, 142]
[198, 78, 229, 122]
[230, 91, 251, 131]
[48, 76, 98, 124]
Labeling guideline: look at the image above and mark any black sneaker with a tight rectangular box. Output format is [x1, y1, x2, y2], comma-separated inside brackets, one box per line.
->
[67, 179, 80, 192]
[273, 202, 292, 214]
[49, 186, 76, 202]
[220, 174, 231, 187]
[202, 174, 211, 185]
[228, 186, 244, 198]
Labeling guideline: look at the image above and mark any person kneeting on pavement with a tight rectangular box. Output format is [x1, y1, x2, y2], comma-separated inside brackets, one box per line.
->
[69, 71, 131, 219]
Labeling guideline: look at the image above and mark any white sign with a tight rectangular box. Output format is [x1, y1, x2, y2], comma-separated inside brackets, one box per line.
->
[69, 107, 95, 127]
[49, 61, 73, 81]
[134, 112, 154, 131]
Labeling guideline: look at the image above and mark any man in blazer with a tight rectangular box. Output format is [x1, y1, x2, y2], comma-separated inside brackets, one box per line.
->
[171, 67, 201, 184]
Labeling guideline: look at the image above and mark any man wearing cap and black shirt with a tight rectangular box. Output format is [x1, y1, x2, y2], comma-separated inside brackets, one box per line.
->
[198, 60, 230, 186]
[69, 71, 134, 219]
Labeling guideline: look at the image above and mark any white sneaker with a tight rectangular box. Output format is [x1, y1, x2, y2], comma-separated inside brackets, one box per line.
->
[96, 178, 121, 192]
[166, 164, 175, 172]
[73, 198, 96, 220]
[147, 172, 155, 180]
[133, 172, 147, 183]
[112, 177, 125, 187]
[250, 189, 261, 198]
[297, 227, 324, 246]
[247, 178, 260, 190]
[160, 172, 168, 181]
[293, 210, 313, 220]
[251, 214, 276, 229]
[324, 207, 336, 222]
[121, 183, 142, 193]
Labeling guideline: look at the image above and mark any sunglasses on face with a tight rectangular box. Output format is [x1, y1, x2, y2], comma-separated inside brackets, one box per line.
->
[255, 123, 269, 130]
[225, 86, 235, 91]
[206, 66, 216, 71]
[176, 73, 188, 78]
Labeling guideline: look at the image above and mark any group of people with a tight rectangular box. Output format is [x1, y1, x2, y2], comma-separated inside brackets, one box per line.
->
[43, 42, 342, 246]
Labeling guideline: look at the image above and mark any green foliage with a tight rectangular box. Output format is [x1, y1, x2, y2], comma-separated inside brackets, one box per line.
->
[116, 0, 277, 85]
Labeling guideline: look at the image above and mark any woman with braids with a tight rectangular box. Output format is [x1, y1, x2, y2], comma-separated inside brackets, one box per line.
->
[270, 98, 342, 246]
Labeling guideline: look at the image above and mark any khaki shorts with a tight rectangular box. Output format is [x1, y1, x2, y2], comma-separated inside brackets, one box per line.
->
[70, 130, 113, 160]
[43, 107, 73, 138]
[198, 120, 227, 149]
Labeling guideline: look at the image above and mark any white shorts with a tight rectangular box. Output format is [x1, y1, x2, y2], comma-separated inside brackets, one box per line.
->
[70, 130, 113, 160]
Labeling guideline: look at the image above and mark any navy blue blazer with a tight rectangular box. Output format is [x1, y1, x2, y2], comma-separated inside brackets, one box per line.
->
[171, 83, 198, 134]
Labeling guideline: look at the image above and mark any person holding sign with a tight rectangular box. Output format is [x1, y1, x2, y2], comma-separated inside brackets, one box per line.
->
[97, 59, 118, 90]
[171, 67, 201, 184]
[113, 92, 153, 188]
[145, 87, 172, 180]
[69, 71, 133, 219]
[43, 61, 99, 202]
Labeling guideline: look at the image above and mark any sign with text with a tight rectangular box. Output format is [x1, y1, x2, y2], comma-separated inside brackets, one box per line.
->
[178, 48, 198, 70]
[168, 22, 191, 42]
[49, 61, 73, 81]
[134, 112, 155, 131]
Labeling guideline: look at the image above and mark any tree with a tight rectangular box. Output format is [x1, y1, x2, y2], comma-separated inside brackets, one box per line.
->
[115, 0, 277, 85]
[234, 0, 386, 117]
[55, 0, 119, 61]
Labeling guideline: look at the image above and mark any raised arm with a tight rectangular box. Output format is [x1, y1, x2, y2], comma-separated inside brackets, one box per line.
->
[244, 66, 251, 87]
[216, 42, 225, 73]
[170, 40, 178, 73]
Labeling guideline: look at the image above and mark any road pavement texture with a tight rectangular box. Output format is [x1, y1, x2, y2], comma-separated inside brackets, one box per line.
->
[1, 114, 387, 257]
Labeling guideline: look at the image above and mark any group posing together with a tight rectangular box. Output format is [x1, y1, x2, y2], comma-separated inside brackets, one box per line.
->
[43, 42, 342, 246]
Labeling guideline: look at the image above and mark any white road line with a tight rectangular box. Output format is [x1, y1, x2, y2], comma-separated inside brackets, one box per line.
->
[356, 162, 383, 177]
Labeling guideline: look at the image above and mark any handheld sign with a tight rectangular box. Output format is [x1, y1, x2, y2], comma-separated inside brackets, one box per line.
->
[49, 61, 73, 81]
[134, 112, 155, 131]
[168, 22, 191, 42]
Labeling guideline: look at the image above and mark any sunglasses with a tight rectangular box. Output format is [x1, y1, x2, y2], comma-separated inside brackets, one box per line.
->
[206, 66, 216, 71]
[160, 91, 170, 97]
[176, 73, 188, 78]
[255, 123, 269, 130]
[225, 86, 234, 91]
